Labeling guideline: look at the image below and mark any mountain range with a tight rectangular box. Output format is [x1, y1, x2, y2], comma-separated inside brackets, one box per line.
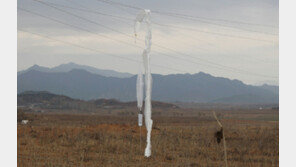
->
[17, 63, 279, 104]
[18, 62, 133, 78]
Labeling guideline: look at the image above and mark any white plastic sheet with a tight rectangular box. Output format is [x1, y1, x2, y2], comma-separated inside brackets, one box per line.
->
[138, 113, 143, 126]
[134, 9, 153, 157]
[136, 66, 144, 110]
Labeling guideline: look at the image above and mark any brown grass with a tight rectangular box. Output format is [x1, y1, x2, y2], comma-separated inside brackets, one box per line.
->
[18, 110, 278, 167]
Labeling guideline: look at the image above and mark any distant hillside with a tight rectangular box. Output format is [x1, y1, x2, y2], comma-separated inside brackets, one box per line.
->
[18, 91, 178, 111]
[18, 91, 89, 111]
[18, 62, 133, 78]
[210, 93, 279, 104]
[17, 67, 279, 104]
[260, 84, 279, 94]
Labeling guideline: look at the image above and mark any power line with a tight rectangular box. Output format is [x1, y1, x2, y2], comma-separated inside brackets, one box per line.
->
[18, 6, 210, 72]
[18, 5, 277, 79]
[96, 0, 141, 10]
[18, 7, 209, 73]
[96, 0, 277, 28]
[77, 1, 276, 63]
[33, 0, 136, 40]
[18, 7, 142, 49]
[58, 0, 206, 46]
[46, 0, 134, 24]
[152, 11, 278, 36]
[49, 0, 276, 43]
[50, 0, 277, 64]
[18, 29, 188, 73]
[153, 22, 275, 43]
[93, 0, 277, 42]
[152, 10, 278, 29]
[28, 1, 277, 78]
[22, 2, 277, 79]
[22, 2, 207, 66]
[95, 0, 278, 35]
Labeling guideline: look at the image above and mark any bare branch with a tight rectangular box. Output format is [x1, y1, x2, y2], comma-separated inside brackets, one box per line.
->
[212, 111, 228, 167]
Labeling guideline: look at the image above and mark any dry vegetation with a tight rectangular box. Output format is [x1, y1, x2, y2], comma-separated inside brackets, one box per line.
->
[18, 109, 278, 167]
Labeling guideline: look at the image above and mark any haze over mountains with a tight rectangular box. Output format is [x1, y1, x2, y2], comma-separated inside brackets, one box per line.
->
[17, 63, 279, 104]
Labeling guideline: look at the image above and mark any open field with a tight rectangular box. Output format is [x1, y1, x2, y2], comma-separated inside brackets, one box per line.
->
[18, 109, 278, 166]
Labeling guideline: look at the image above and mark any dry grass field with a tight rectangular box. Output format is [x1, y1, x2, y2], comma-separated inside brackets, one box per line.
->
[17, 109, 278, 167]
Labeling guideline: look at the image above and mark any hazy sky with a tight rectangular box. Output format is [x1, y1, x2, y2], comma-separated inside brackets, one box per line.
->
[17, 0, 279, 85]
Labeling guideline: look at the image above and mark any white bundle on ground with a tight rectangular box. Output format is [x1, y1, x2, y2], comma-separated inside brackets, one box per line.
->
[134, 9, 153, 157]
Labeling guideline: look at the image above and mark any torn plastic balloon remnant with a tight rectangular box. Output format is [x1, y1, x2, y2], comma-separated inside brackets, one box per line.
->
[134, 9, 153, 157]
[136, 66, 144, 111]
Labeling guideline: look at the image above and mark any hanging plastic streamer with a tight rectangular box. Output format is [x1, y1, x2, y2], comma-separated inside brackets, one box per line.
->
[134, 9, 153, 157]
[137, 65, 143, 127]
[137, 65, 144, 110]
